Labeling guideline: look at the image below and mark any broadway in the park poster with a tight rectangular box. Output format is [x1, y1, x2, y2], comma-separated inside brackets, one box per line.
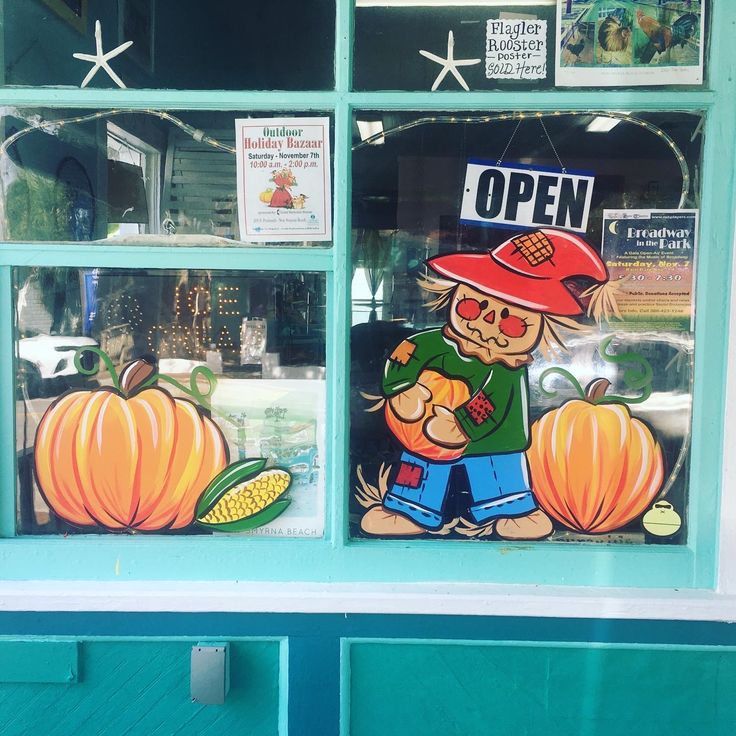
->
[601, 209, 698, 331]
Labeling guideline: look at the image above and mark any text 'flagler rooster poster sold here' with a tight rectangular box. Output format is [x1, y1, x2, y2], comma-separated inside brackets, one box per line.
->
[236, 117, 332, 243]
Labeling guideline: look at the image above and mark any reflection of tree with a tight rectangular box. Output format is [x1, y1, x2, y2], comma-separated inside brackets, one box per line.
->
[6, 171, 70, 241]
[16, 267, 81, 336]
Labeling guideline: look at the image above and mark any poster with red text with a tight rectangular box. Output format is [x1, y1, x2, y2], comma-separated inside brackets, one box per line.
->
[236, 117, 331, 243]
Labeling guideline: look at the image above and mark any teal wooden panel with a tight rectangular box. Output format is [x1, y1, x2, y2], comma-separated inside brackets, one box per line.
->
[0, 640, 281, 736]
[349, 642, 736, 736]
[0, 640, 78, 683]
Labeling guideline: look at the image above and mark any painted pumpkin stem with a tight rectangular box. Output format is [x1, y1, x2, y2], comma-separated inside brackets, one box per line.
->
[119, 357, 157, 395]
[584, 378, 611, 403]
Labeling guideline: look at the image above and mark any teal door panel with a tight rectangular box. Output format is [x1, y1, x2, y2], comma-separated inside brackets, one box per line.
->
[348, 642, 736, 736]
[0, 640, 282, 736]
[0, 640, 78, 683]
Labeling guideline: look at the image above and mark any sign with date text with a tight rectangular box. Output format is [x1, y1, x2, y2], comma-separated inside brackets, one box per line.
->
[236, 117, 331, 243]
[601, 209, 698, 331]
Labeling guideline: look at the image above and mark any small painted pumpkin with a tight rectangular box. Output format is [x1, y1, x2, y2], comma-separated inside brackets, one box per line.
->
[34, 358, 228, 531]
[527, 378, 664, 534]
[385, 369, 470, 461]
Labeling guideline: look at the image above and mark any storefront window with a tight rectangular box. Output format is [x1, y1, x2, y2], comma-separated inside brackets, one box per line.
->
[15, 267, 327, 537]
[354, 1, 706, 91]
[0, 108, 334, 245]
[2, 1, 336, 90]
[350, 111, 701, 544]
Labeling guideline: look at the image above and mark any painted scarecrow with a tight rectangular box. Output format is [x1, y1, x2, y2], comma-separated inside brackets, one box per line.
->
[360, 228, 612, 540]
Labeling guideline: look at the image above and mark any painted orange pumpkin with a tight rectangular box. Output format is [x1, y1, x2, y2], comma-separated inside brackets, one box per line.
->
[527, 379, 664, 534]
[385, 369, 470, 461]
[34, 359, 228, 531]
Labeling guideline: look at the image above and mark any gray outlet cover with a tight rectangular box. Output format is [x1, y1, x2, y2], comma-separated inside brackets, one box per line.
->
[191, 642, 230, 705]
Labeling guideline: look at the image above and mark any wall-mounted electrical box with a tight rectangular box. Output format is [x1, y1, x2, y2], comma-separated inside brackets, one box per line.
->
[190, 642, 230, 705]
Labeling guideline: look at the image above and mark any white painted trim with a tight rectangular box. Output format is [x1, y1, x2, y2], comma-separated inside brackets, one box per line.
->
[1, 581, 735, 621]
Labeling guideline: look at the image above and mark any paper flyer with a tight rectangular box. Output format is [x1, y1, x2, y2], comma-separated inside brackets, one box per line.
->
[601, 209, 698, 331]
[212, 378, 326, 538]
[236, 117, 332, 243]
[556, 1, 705, 87]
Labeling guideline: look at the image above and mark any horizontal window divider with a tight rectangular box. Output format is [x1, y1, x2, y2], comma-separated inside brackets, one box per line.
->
[346, 90, 716, 111]
[0, 244, 334, 271]
[0, 89, 717, 113]
[0, 88, 342, 111]
[0, 537, 702, 589]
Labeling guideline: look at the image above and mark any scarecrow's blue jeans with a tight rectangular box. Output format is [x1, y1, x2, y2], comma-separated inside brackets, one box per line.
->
[383, 451, 537, 530]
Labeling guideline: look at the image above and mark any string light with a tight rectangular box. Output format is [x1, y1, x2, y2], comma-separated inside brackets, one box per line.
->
[188, 286, 211, 317]
[351, 111, 693, 208]
[215, 325, 235, 351]
[147, 324, 194, 355]
[0, 109, 695, 214]
[0, 109, 236, 161]
[105, 294, 142, 328]
[217, 285, 240, 317]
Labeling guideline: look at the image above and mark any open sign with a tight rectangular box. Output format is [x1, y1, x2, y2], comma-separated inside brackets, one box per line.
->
[460, 161, 595, 234]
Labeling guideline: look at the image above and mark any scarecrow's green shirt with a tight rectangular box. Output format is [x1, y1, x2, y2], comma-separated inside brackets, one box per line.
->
[382, 328, 530, 455]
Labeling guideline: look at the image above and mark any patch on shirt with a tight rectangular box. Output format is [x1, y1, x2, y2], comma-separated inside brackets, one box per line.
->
[390, 340, 416, 365]
[464, 394, 495, 425]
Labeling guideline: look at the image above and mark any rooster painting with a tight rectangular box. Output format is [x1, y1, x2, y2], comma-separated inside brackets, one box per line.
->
[598, 10, 633, 54]
[636, 11, 699, 65]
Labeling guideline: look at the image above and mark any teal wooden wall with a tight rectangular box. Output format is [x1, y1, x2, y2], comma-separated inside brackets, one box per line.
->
[2, 613, 736, 735]
[349, 641, 736, 736]
[0, 639, 283, 736]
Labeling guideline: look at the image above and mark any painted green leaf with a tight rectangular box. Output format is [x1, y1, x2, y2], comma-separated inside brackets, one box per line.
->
[196, 498, 291, 533]
[195, 458, 268, 517]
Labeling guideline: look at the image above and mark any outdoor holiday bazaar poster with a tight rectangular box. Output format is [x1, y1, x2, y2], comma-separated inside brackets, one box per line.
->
[556, 0, 705, 87]
[236, 117, 332, 243]
[601, 209, 698, 331]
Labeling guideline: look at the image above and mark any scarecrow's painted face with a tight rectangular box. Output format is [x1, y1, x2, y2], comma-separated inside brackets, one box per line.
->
[449, 284, 543, 356]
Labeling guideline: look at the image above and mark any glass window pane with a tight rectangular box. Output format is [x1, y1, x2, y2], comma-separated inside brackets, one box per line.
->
[15, 267, 327, 537]
[3, 1, 335, 90]
[354, 1, 706, 91]
[1, 108, 333, 246]
[350, 110, 701, 545]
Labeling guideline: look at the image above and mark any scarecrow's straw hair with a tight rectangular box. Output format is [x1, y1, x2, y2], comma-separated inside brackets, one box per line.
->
[417, 273, 457, 311]
[417, 273, 585, 357]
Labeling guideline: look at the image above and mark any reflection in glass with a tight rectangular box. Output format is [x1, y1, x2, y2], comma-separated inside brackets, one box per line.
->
[0, 108, 333, 245]
[354, 0, 557, 92]
[349, 111, 700, 545]
[15, 268, 326, 536]
[3, 0, 334, 90]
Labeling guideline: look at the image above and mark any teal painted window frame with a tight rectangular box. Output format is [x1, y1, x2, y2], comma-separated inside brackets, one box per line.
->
[0, 1, 733, 589]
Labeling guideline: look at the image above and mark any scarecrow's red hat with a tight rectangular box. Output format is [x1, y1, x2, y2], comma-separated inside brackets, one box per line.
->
[427, 229, 608, 316]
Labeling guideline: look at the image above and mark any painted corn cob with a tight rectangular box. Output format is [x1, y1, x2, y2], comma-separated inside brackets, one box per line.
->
[196, 459, 292, 532]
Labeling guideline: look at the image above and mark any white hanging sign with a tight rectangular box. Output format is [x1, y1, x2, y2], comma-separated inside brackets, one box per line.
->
[460, 161, 595, 233]
[486, 18, 547, 80]
[236, 117, 332, 243]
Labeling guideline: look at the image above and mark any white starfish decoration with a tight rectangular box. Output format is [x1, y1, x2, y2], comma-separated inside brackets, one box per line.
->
[419, 31, 481, 91]
[73, 20, 133, 89]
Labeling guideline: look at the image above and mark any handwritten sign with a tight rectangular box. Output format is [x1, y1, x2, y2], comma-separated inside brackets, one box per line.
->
[486, 19, 547, 80]
[460, 161, 595, 233]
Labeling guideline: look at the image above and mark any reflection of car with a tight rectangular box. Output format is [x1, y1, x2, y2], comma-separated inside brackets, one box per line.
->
[18, 335, 98, 398]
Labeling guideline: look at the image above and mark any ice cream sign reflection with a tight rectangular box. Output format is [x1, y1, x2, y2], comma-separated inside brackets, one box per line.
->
[460, 161, 595, 233]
